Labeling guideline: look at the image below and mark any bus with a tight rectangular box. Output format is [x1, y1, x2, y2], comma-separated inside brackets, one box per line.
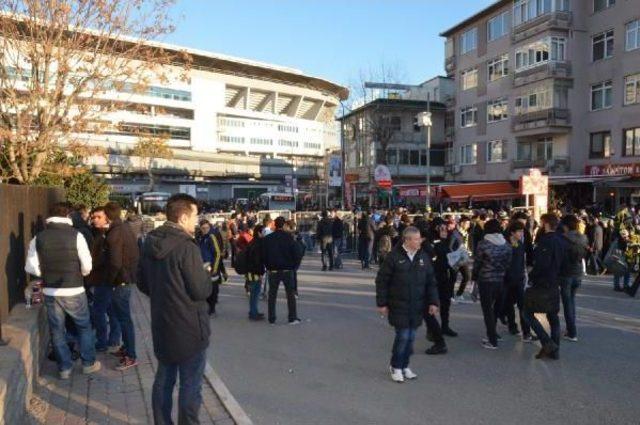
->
[258, 192, 296, 211]
[137, 192, 171, 215]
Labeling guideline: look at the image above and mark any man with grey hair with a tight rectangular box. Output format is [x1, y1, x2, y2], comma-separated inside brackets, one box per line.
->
[376, 226, 440, 383]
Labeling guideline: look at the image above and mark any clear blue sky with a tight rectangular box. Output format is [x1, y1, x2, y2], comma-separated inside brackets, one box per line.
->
[166, 0, 495, 88]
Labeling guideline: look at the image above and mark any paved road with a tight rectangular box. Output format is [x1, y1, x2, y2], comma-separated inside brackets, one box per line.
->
[207, 254, 640, 425]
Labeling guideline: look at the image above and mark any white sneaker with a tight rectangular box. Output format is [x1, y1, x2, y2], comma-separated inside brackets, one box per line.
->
[389, 366, 404, 383]
[403, 368, 418, 380]
[59, 368, 72, 380]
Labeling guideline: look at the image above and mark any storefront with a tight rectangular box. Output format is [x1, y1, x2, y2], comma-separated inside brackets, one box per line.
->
[583, 164, 640, 212]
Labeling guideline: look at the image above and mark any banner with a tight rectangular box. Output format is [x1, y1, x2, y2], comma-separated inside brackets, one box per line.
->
[328, 156, 342, 187]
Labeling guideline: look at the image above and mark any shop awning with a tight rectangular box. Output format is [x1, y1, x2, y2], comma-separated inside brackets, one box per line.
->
[440, 182, 520, 202]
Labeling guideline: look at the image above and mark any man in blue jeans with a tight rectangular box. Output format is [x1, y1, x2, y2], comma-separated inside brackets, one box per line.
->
[139, 194, 212, 424]
[25, 202, 101, 379]
[559, 214, 588, 342]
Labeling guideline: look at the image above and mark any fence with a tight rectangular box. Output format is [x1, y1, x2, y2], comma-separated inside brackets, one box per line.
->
[0, 184, 65, 326]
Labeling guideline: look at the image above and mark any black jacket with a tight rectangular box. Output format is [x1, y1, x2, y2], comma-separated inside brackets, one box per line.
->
[529, 231, 567, 288]
[261, 230, 302, 271]
[105, 219, 140, 286]
[317, 218, 333, 239]
[86, 227, 109, 286]
[505, 239, 526, 287]
[246, 238, 265, 276]
[138, 222, 212, 364]
[35, 223, 84, 288]
[332, 217, 344, 239]
[375, 244, 439, 329]
[560, 231, 588, 278]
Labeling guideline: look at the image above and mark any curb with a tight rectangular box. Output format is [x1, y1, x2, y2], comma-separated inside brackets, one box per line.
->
[203, 362, 254, 425]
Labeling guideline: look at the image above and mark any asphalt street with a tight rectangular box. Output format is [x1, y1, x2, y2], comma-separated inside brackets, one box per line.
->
[207, 254, 640, 425]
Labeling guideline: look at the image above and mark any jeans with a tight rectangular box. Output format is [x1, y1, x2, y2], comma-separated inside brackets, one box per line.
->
[588, 250, 603, 274]
[44, 293, 96, 371]
[333, 237, 343, 268]
[525, 310, 560, 348]
[358, 238, 370, 268]
[560, 276, 581, 338]
[111, 284, 136, 359]
[479, 281, 503, 345]
[248, 280, 261, 318]
[152, 349, 207, 425]
[267, 270, 298, 322]
[321, 241, 334, 270]
[92, 286, 122, 350]
[390, 327, 417, 369]
[614, 271, 631, 289]
[424, 314, 446, 346]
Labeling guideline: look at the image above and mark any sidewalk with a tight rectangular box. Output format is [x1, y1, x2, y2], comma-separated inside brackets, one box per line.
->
[29, 289, 235, 425]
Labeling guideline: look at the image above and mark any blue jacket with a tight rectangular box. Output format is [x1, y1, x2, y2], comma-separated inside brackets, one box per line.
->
[198, 228, 224, 277]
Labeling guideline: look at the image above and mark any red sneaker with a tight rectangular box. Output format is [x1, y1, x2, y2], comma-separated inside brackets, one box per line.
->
[115, 356, 138, 371]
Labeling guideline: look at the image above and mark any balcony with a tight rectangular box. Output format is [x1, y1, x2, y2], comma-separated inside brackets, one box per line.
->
[445, 56, 456, 75]
[444, 127, 455, 143]
[512, 11, 572, 44]
[512, 108, 571, 134]
[513, 62, 573, 88]
[512, 156, 570, 173]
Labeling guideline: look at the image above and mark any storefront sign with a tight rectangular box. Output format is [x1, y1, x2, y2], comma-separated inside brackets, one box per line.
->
[585, 164, 640, 176]
[328, 156, 342, 187]
[520, 168, 548, 196]
[374, 165, 391, 182]
[345, 173, 359, 183]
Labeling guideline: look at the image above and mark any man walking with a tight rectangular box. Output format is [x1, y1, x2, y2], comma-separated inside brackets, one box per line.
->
[261, 216, 302, 324]
[317, 210, 334, 271]
[25, 203, 100, 379]
[376, 227, 440, 383]
[139, 194, 212, 424]
[332, 210, 344, 269]
[104, 201, 140, 370]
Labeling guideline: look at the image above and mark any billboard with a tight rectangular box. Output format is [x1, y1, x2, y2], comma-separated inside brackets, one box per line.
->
[328, 155, 342, 187]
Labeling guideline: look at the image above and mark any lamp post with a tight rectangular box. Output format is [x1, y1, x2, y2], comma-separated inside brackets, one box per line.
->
[416, 110, 433, 211]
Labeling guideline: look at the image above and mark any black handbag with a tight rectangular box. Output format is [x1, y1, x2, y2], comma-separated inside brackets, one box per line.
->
[524, 283, 559, 314]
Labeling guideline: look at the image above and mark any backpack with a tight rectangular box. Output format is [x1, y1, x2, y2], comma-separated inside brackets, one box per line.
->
[233, 247, 249, 275]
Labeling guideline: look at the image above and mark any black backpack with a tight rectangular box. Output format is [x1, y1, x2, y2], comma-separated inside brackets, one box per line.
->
[233, 247, 249, 275]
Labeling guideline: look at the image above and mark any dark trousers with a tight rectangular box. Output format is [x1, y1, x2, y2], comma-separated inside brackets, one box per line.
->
[502, 282, 530, 336]
[206, 279, 220, 315]
[455, 264, 472, 296]
[358, 238, 370, 268]
[92, 285, 122, 350]
[525, 310, 560, 348]
[479, 281, 503, 345]
[560, 276, 581, 338]
[390, 327, 417, 369]
[424, 314, 446, 346]
[267, 270, 297, 322]
[111, 284, 136, 359]
[439, 270, 455, 328]
[321, 241, 334, 269]
[152, 349, 207, 425]
[588, 249, 603, 274]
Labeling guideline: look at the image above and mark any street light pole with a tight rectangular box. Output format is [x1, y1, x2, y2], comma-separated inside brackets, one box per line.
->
[416, 99, 433, 212]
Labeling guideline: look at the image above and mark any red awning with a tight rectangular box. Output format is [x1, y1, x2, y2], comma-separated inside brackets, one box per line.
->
[440, 182, 520, 202]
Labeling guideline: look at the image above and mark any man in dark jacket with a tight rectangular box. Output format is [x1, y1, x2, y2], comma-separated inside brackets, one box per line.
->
[332, 211, 344, 269]
[376, 226, 440, 383]
[317, 210, 334, 271]
[503, 221, 531, 340]
[87, 207, 121, 353]
[138, 194, 211, 425]
[261, 216, 303, 324]
[587, 216, 604, 274]
[197, 219, 227, 316]
[104, 201, 140, 370]
[524, 213, 567, 360]
[559, 215, 588, 342]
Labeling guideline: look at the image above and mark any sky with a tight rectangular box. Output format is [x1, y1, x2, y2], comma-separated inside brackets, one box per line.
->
[165, 0, 496, 91]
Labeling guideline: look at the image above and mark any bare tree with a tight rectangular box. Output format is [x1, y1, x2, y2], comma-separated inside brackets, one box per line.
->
[131, 133, 173, 191]
[0, 0, 190, 184]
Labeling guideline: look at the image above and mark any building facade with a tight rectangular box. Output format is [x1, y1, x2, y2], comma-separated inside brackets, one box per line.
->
[441, 0, 640, 208]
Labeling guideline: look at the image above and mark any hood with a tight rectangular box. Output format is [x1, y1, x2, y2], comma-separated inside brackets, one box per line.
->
[564, 231, 587, 245]
[146, 222, 193, 260]
[484, 233, 506, 246]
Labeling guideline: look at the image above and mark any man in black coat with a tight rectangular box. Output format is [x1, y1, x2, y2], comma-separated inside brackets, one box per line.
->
[138, 194, 212, 425]
[331, 210, 344, 269]
[376, 226, 440, 383]
[524, 213, 567, 360]
[316, 210, 334, 271]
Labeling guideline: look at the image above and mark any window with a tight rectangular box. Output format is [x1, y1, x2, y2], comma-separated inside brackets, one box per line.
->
[589, 131, 611, 158]
[517, 138, 553, 160]
[513, 0, 569, 26]
[487, 98, 509, 122]
[460, 28, 477, 54]
[592, 30, 614, 61]
[400, 150, 410, 165]
[460, 106, 478, 127]
[278, 140, 299, 147]
[488, 11, 510, 41]
[627, 20, 640, 51]
[410, 150, 420, 165]
[515, 37, 565, 71]
[303, 142, 321, 149]
[111, 122, 191, 140]
[591, 80, 613, 111]
[461, 68, 478, 90]
[487, 140, 507, 162]
[460, 144, 478, 165]
[623, 127, 640, 156]
[278, 124, 299, 133]
[220, 135, 244, 144]
[387, 149, 398, 165]
[594, 0, 615, 12]
[250, 137, 273, 146]
[488, 54, 509, 81]
[515, 89, 550, 114]
[625, 73, 640, 105]
[389, 116, 402, 132]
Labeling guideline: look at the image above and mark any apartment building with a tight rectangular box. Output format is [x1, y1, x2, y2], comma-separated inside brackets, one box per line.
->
[441, 0, 640, 208]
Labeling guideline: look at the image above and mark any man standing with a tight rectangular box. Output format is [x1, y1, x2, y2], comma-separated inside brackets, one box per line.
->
[261, 216, 302, 324]
[524, 213, 567, 360]
[559, 215, 588, 342]
[104, 201, 140, 370]
[452, 216, 473, 303]
[139, 194, 212, 424]
[25, 203, 100, 379]
[317, 210, 334, 271]
[376, 227, 440, 383]
[332, 210, 344, 269]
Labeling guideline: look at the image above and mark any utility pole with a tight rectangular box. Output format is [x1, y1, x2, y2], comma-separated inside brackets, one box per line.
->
[416, 95, 433, 212]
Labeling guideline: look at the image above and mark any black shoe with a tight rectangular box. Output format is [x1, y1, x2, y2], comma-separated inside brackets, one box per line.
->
[249, 313, 265, 321]
[322, 266, 327, 271]
[268, 318, 276, 324]
[509, 325, 520, 335]
[426, 332, 434, 342]
[535, 348, 547, 359]
[536, 341, 559, 360]
[425, 344, 448, 355]
[442, 327, 458, 337]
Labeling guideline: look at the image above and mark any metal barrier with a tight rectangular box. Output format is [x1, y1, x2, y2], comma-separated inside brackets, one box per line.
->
[257, 210, 292, 222]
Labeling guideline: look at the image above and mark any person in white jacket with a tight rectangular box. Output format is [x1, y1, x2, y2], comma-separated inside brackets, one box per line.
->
[25, 202, 100, 380]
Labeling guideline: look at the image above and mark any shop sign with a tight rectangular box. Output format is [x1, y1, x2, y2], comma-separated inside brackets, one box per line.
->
[585, 164, 640, 176]
[520, 168, 548, 196]
[345, 173, 359, 183]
